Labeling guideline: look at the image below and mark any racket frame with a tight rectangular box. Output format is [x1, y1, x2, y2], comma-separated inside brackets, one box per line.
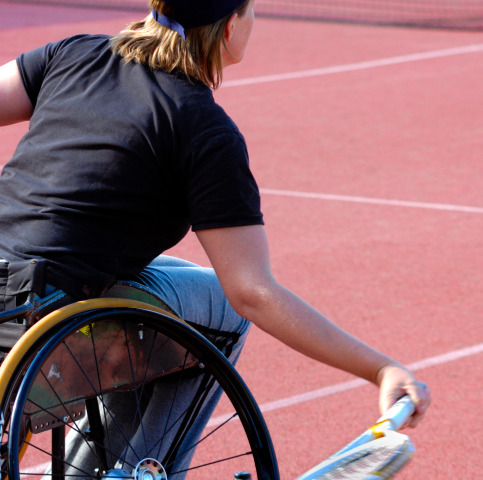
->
[295, 395, 416, 480]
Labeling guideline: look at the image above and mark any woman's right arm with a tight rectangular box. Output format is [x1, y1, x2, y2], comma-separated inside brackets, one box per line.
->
[196, 224, 430, 426]
[0, 60, 33, 126]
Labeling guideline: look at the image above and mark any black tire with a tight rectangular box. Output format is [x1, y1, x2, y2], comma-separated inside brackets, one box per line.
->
[1, 305, 279, 480]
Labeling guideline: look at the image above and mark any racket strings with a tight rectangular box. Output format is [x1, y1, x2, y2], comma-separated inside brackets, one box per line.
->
[372, 439, 415, 479]
[318, 432, 414, 480]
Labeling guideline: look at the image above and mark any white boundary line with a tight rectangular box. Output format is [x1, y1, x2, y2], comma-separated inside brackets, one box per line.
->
[26, 344, 483, 473]
[17, 462, 51, 475]
[260, 188, 483, 214]
[222, 44, 483, 88]
[208, 342, 483, 427]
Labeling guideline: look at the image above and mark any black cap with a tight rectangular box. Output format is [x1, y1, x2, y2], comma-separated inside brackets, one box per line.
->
[162, 0, 246, 29]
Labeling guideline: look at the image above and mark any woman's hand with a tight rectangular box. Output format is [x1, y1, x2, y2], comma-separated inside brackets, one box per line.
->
[377, 364, 431, 428]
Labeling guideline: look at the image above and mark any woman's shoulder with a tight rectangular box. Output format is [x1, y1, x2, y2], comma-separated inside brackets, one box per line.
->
[43, 34, 111, 53]
[155, 70, 241, 135]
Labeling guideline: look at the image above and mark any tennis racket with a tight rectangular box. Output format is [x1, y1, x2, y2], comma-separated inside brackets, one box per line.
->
[295, 394, 417, 480]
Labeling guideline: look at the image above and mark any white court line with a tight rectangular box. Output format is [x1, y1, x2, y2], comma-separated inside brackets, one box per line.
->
[20, 462, 51, 475]
[222, 43, 483, 87]
[207, 342, 483, 427]
[27, 344, 483, 473]
[260, 188, 483, 214]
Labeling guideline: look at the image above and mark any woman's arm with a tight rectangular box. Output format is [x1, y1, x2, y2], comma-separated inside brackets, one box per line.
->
[0, 60, 33, 126]
[196, 224, 430, 426]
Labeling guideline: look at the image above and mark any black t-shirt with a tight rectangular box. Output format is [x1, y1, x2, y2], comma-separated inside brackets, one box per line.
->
[0, 34, 263, 297]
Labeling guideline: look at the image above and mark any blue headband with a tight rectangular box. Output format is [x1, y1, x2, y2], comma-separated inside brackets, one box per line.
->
[152, 10, 186, 40]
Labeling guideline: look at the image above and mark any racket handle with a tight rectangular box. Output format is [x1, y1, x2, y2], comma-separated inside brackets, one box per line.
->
[377, 395, 415, 430]
[378, 382, 427, 430]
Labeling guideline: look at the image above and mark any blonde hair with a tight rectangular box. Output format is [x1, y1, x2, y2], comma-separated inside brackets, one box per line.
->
[110, 0, 249, 89]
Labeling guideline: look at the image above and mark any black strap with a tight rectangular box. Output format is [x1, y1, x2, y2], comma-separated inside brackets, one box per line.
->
[0, 258, 47, 312]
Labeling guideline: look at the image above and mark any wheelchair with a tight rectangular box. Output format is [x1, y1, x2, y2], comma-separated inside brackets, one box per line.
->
[0, 281, 280, 480]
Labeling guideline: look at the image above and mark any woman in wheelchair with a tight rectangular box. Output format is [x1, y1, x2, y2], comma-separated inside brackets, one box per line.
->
[0, 0, 430, 478]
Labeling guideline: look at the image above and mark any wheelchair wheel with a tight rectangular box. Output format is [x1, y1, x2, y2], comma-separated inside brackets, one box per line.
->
[0, 299, 279, 480]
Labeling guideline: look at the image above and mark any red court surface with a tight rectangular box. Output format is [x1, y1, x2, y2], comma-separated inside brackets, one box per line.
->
[1, 2, 482, 478]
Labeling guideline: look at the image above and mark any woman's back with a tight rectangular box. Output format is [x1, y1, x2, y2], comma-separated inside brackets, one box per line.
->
[0, 34, 262, 296]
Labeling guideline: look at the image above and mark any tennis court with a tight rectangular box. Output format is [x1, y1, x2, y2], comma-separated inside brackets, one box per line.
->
[1, 0, 482, 478]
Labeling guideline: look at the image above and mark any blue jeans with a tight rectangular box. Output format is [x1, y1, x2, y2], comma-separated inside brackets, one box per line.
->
[64, 255, 251, 478]
[129, 255, 250, 337]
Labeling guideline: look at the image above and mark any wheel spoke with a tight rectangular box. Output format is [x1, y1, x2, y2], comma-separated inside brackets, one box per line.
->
[2, 307, 278, 480]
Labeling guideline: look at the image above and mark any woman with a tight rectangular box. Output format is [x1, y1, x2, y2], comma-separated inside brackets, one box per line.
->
[0, 0, 430, 476]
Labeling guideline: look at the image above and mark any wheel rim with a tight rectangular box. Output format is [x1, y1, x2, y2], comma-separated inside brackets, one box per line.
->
[5, 308, 279, 480]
